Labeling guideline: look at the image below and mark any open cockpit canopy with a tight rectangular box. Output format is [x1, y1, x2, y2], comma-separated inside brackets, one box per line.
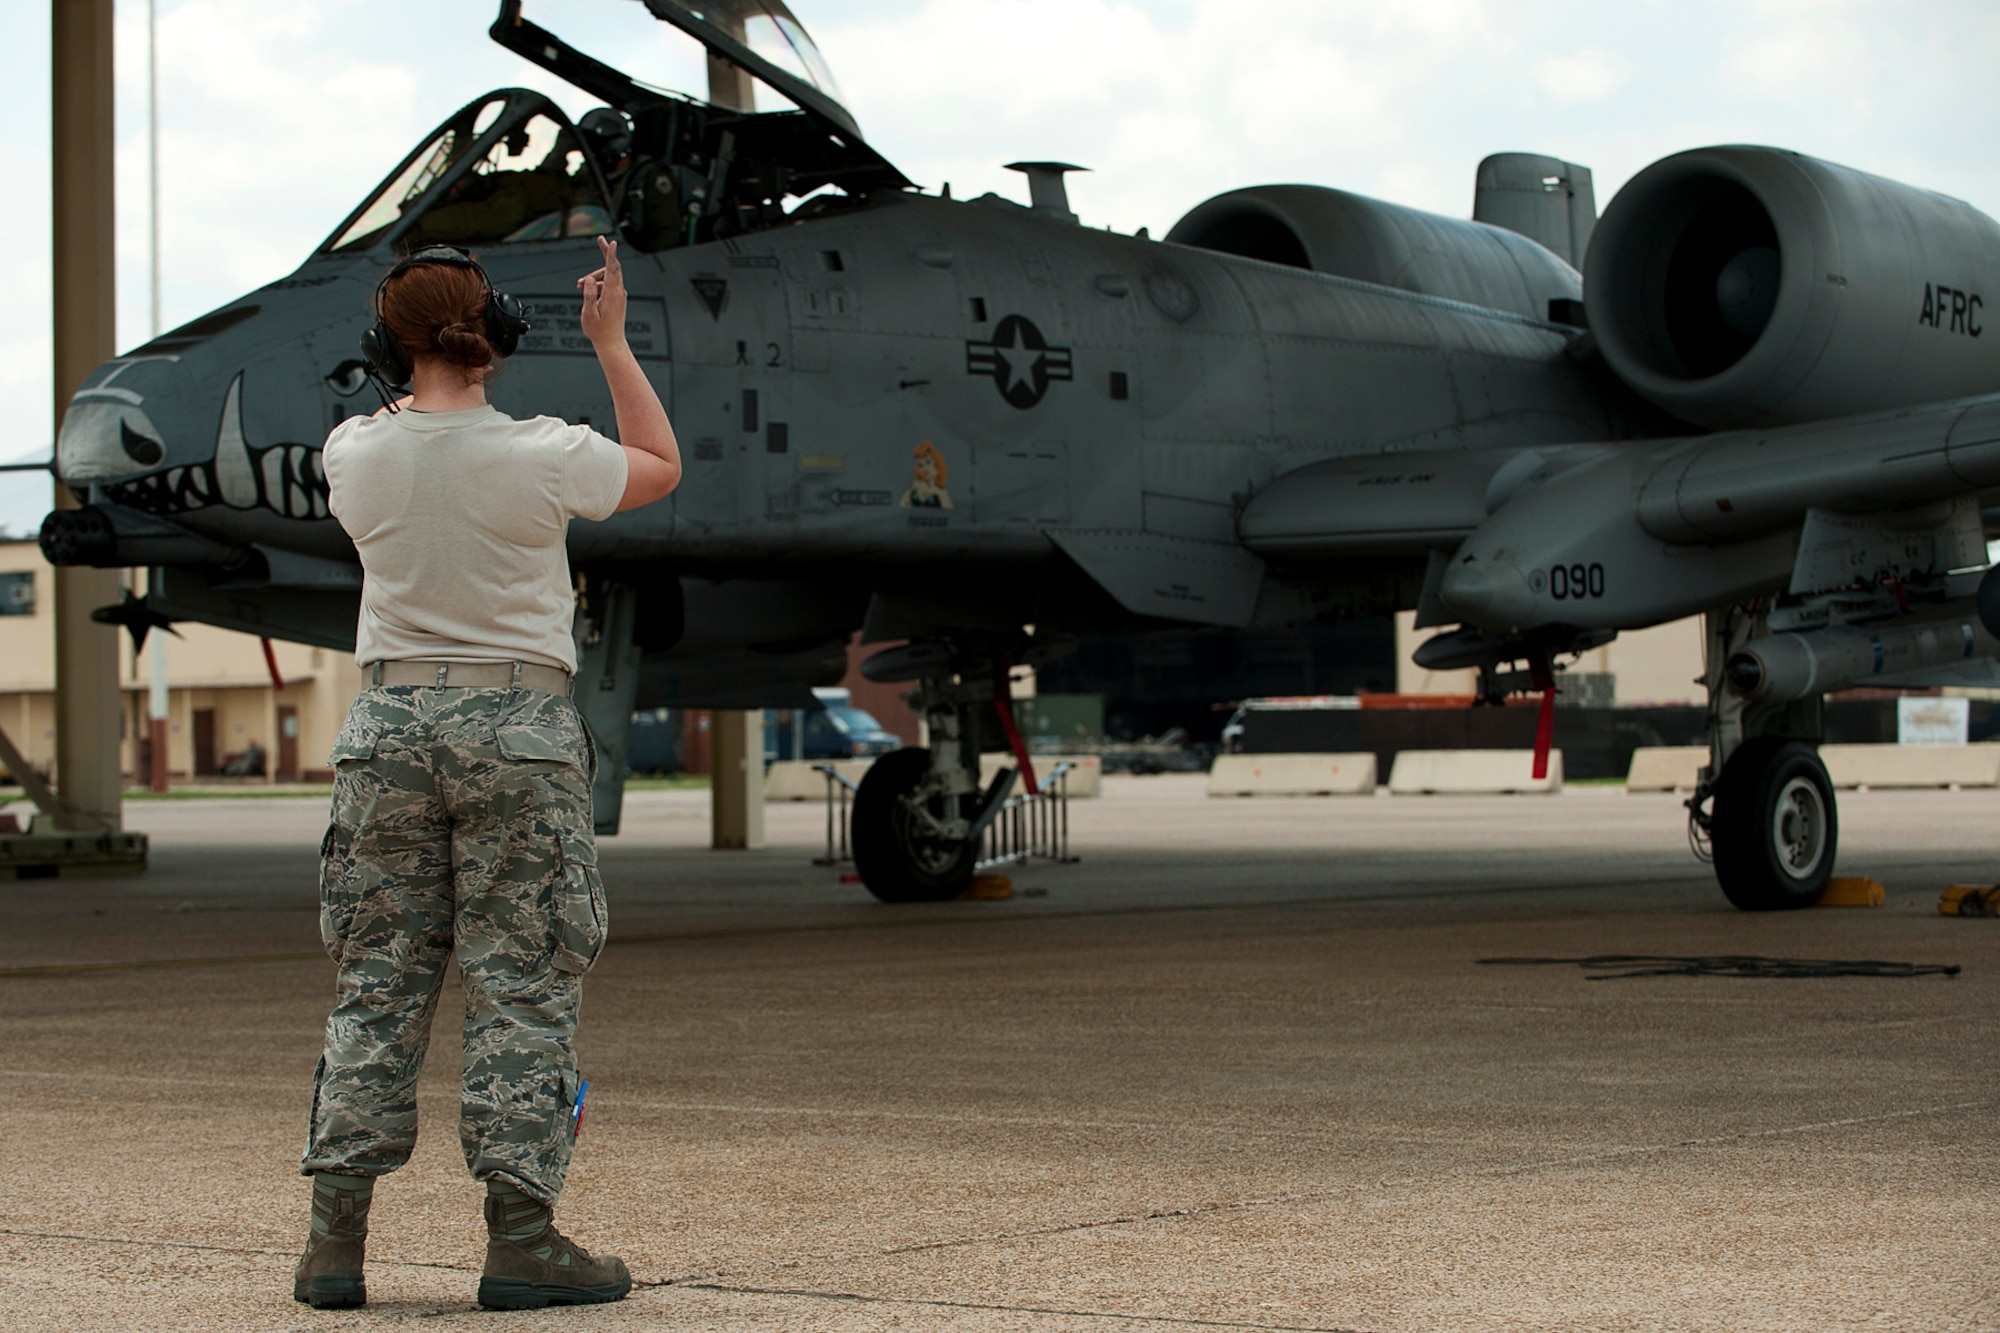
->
[323, 90, 613, 254]
[634, 0, 854, 133]
[324, 2, 908, 256]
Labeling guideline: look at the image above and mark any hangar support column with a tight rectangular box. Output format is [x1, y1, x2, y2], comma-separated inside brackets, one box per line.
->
[51, 0, 124, 832]
[710, 710, 764, 850]
[697, 24, 768, 854]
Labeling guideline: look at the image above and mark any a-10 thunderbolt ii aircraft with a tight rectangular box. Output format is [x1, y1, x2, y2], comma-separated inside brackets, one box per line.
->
[39, 0, 2000, 907]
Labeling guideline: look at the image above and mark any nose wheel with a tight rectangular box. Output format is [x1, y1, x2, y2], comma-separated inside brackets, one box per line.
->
[851, 747, 979, 902]
[1708, 735, 1837, 910]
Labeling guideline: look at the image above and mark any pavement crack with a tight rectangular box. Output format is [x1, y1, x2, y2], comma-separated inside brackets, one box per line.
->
[682, 1282, 1373, 1331]
[669, 1097, 1994, 1292]
[0, 1227, 475, 1273]
[1459, 1098, 1994, 1180]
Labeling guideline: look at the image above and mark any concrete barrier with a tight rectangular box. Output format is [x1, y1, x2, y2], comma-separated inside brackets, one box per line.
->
[1207, 753, 1377, 796]
[764, 758, 874, 801]
[1387, 749, 1562, 794]
[981, 752, 1103, 799]
[1626, 746, 1708, 792]
[1819, 743, 2000, 789]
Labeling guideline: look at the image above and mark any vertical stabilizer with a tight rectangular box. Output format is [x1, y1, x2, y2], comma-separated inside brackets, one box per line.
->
[1474, 153, 1595, 269]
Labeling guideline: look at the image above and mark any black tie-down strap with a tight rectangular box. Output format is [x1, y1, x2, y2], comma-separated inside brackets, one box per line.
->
[1478, 954, 1962, 981]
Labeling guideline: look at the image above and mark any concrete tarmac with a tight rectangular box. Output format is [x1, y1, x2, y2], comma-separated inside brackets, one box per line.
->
[1, 776, 1995, 1331]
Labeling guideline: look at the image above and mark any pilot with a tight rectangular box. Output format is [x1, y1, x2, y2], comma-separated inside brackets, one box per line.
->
[293, 236, 680, 1311]
[579, 106, 683, 252]
[408, 127, 586, 245]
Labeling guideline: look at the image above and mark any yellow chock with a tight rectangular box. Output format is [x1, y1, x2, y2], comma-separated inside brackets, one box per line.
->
[1817, 876, 1884, 907]
[958, 873, 1014, 901]
[1940, 885, 2000, 917]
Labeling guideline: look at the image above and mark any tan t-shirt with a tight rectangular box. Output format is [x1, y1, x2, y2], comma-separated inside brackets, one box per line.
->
[324, 404, 628, 674]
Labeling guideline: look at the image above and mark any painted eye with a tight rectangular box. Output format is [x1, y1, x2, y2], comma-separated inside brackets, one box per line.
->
[119, 419, 164, 466]
[324, 360, 370, 397]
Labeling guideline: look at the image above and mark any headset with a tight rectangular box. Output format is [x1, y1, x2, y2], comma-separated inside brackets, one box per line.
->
[359, 245, 532, 403]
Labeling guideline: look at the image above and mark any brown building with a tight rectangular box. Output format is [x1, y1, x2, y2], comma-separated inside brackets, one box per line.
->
[0, 539, 361, 785]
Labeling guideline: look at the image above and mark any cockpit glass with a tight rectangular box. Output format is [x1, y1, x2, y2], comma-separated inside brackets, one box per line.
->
[710, 1, 848, 107]
[326, 96, 612, 253]
[514, 0, 845, 114]
[328, 101, 498, 252]
[404, 112, 612, 246]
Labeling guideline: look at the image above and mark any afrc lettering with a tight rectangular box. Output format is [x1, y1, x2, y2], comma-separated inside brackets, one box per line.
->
[1919, 282, 1984, 337]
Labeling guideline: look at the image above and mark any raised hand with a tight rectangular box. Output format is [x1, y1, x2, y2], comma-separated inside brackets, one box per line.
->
[577, 235, 628, 350]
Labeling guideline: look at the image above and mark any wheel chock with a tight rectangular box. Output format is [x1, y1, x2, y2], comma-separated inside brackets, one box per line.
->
[1940, 885, 2000, 916]
[957, 873, 1014, 901]
[1817, 876, 1884, 907]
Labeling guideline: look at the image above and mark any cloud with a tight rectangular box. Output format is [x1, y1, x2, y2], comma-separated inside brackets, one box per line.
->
[1534, 49, 1625, 103]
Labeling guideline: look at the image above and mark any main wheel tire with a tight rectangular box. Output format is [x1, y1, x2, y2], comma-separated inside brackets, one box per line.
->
[1710, 736, 1838, 911]
[851, 747, 978, 903]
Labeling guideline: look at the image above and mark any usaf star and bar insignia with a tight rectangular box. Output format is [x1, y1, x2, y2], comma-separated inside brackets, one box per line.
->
[966, 314, 1072, 409]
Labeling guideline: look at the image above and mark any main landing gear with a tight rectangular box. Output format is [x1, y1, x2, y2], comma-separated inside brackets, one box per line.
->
[1689, 606, 1839, 911]
[1706, 736, 1838, 909]
[849, 638, 1057, 903]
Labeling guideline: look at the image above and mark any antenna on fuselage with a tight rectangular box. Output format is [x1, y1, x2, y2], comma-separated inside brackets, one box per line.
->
[1005, 162, 1087, 225]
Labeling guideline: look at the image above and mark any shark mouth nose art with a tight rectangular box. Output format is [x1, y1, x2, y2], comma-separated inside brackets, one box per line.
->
[56, 389, 170, 484]
[68, 373, 330, 521]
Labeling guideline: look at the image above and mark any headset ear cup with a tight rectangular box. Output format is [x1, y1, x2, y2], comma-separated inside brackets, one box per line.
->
[487, 291, 530, 359]
[360, 323, 412, 387]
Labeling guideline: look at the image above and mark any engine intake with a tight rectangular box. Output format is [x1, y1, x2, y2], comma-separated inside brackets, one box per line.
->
[1584, 145, 2000, 428]
[1167, 185, 1580, 323]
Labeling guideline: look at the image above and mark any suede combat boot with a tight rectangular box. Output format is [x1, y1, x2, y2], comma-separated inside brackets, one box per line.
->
[477, 1179, 631, 1310]
[293, 1173, 372, 1308]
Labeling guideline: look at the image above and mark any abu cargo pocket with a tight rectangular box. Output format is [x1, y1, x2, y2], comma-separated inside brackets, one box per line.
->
[327, 721, 381, 768]
[317, 822, 359, 962]
[549, 832, 607, 974]
[496, 723, 588, 772]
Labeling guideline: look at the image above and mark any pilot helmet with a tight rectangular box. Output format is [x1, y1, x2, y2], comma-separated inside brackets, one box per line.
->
[580, 107, 634, 165]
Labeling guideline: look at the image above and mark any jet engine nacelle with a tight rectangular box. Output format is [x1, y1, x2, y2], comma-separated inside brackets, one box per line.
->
[1167, 184, 1580, 323]
[1585, 145, 2000, 429]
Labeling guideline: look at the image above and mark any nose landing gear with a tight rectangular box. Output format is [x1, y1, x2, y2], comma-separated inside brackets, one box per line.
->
[851, 747, 982, 902]
[850, 638, 1057, 903]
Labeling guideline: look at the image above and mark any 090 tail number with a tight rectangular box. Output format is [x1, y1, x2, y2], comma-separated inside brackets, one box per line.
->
[1549, 562, 1604, 600]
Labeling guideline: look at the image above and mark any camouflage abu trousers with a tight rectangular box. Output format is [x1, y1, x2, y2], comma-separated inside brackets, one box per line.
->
[301, 683, 606, 1203]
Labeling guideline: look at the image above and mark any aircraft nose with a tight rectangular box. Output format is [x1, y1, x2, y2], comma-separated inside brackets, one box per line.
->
[1439, 553, 1539, 631]
[55, 360, 195, 488]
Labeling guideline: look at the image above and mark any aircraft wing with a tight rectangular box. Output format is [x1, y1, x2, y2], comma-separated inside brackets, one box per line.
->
[1241, 391, 2000, 640]
[1245, 393, 2000, 563]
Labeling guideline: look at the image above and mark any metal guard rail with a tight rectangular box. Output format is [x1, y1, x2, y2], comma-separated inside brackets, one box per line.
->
[812, 761, 1079, 871]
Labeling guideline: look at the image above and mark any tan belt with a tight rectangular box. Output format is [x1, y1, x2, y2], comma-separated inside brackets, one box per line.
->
[367, 659, 572, 696]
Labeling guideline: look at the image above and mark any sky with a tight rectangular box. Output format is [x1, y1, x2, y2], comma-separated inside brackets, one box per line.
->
[4, 0, 1999, 535]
